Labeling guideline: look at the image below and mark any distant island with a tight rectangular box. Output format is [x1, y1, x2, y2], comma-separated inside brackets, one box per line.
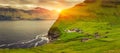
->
[0, 7, 59, 20]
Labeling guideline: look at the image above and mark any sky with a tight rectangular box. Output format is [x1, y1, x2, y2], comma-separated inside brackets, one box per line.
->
[0, 0, 85, 10]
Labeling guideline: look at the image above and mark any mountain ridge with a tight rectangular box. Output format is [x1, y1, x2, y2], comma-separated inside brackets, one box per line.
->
[0, 6, 58, 20]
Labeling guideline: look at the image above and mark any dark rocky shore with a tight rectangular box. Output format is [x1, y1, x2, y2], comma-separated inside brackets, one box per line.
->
[0, 34, 49, 48]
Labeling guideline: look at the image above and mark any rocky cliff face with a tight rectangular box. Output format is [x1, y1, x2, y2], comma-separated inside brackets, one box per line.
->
[48, 0, 120, 40]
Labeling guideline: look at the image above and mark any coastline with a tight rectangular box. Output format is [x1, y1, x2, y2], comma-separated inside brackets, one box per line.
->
[0, 33, 50, 48]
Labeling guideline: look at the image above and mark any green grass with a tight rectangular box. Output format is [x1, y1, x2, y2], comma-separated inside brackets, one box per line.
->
[0, 0, 120, 53]
[0, 21, 120, 53]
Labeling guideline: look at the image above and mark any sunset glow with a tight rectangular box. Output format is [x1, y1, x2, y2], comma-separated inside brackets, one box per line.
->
[56, 9, 63, 13]
[0, 0, 85, 10]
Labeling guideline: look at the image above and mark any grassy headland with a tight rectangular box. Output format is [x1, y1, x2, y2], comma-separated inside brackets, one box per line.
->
[0, 0, 120, 53]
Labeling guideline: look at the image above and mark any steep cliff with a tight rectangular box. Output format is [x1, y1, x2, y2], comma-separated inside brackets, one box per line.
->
[48, 0, 120, 40]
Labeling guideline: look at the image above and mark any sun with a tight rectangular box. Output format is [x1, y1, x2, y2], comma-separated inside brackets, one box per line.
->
[56, 9, 62, 13]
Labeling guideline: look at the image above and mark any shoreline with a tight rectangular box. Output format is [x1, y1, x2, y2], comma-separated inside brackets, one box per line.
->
[0, 33, 50, 48]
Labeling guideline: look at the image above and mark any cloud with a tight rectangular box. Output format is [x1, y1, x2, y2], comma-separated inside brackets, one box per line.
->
[0, 0, 85, 10]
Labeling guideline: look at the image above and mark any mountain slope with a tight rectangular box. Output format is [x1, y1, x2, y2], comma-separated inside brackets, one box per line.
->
[46, 0, 120, 52]
[54, 0, 120, 23]
[48, 0, 120, 40]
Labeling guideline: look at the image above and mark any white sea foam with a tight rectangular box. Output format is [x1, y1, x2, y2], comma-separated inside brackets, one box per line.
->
[0, 33, 50, 48]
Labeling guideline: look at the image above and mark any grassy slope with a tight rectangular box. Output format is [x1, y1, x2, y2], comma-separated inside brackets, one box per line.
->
[0, 0, 120, 53]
